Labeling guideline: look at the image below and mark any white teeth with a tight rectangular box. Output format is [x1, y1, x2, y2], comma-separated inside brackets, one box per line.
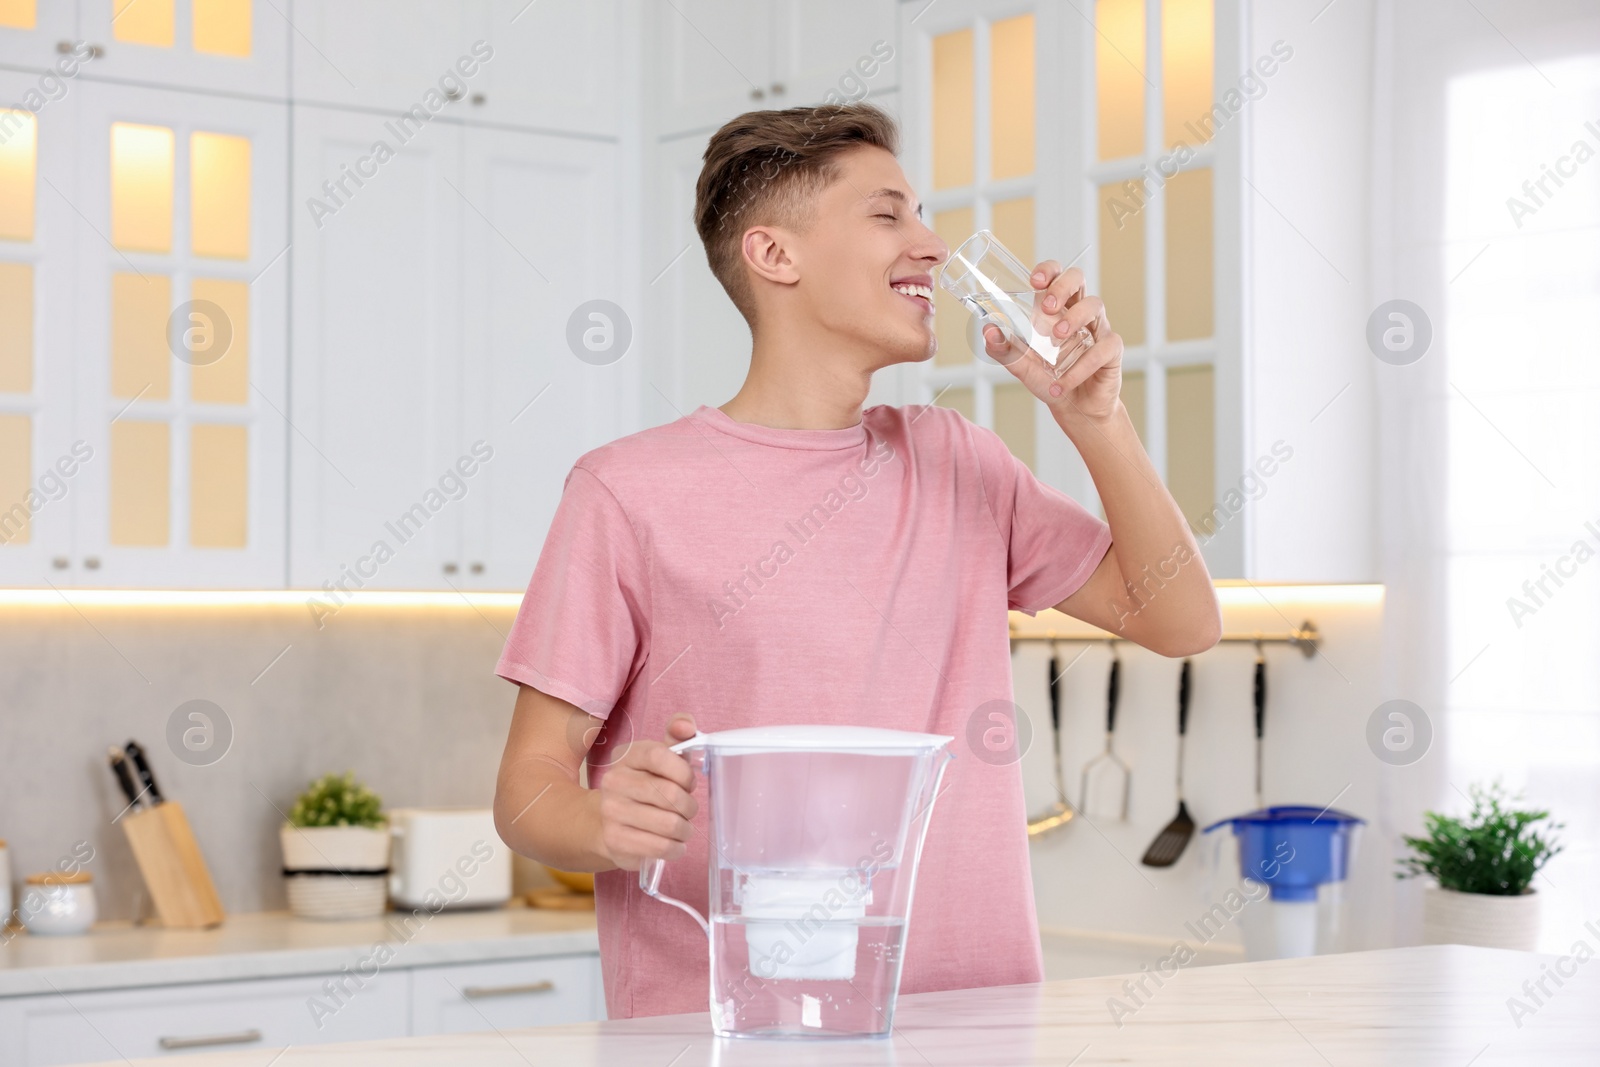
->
[892, 284, 932, 300]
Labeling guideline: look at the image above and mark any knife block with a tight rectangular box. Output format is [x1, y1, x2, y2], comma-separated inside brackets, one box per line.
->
[121, 802, 225, 929]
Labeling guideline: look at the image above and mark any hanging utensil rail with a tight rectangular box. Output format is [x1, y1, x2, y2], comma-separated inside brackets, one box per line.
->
[1007, 620, 1320, 658]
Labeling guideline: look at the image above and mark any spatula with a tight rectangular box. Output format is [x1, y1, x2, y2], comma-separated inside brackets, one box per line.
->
[1078, 647, 1130, 820]
[1142, 659, 1194, 867]
[1027, 642, 1074, 837]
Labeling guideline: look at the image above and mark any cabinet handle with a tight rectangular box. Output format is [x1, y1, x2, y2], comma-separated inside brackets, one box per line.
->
[89, 43, 105, 58]
[750, 87, 765, 100]
[470, 92, 486, 106]
[158, 1028, 263, 1050]
[470, 562, 484, 575]
[462, 980, 555, 999]
[51, 556, 68, 570]
[770, 82, 785, 95]
[84, 557, 101, 570]
[443, 562, 459, 575]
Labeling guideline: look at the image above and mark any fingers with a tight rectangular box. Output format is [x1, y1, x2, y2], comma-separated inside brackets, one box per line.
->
[1034, 264, 1086, 311]
[664, 713, 697, 743]
[982, 323, 1022, 364]
[1051, 295, 1105, 340]
[1055, 332, 1123, 394]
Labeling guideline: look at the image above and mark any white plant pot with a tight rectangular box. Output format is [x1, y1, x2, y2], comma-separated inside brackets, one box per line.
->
[1422, 886, 1541, 951]
[281, 824, 391, 921]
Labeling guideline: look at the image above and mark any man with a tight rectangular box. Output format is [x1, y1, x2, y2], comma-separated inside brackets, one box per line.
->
[493, 102, 1220, 1019]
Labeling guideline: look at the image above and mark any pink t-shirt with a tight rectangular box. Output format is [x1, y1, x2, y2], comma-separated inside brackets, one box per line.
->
[496, 403, 1111, 1020]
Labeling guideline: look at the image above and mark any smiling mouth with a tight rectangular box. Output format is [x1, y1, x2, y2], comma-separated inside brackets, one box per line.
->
[891, 282, 934, 314]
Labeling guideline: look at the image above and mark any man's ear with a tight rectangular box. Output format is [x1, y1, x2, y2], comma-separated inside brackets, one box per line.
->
[742, 226, 801, 287]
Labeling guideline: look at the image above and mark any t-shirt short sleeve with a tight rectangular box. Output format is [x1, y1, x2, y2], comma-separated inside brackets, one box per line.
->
[495, 464, 650, 718]
[968, 421, 1113, 615]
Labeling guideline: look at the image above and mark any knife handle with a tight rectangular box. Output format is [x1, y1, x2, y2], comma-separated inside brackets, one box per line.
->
[125, 740, 163, 804]
[1177, 659, 1192, 737]
[109, 748, 141, 808]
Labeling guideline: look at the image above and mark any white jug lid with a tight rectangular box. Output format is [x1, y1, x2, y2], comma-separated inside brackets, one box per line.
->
[670, 724, 953, 755]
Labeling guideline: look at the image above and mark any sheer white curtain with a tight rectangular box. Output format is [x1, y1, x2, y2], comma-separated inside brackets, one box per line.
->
[1375, 0, 1600, 949]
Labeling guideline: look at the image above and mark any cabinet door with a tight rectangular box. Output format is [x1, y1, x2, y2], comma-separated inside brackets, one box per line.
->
[78, 0, 290, 98]
[462, 0, 623, 137]
[289, 105, 465, 592]
[410, 954, 603, 1035]
[457, 128, 627, 590]
[643, 132, 752, 424]
[0, 0, 80, 70]
[768, 0, 898, 105]
[0, 970, 407, 1066]
[71, 81, 288, 588]
[0, 70, 78, 587]
[649, 0, 770, 137]
[291, 1, 484, 113]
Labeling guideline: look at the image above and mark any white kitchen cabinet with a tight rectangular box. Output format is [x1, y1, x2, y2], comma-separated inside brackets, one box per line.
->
[0, 1, 81, 70]
[456, 125, 626, 591]
[0, 68, 79, 587]
[0, 76, 287, 589]
[67, 80, 288, 588]
[649, 0, 898, 138]
[464, 0, 625, 137]
[410, 954, 603, 1035]
[290, 108, 626, 591]
[290, 0, 621, 136]
[76, 0, 290, 99]
[642, 130, 754, 425]
[0, 970, 408, 1066]
[287, 104, 465, 592]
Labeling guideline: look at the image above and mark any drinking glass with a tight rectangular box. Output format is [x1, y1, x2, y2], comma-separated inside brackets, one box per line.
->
[936, 230, 1096, 379]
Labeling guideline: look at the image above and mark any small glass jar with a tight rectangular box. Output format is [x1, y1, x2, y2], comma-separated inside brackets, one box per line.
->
[21, 870, 97, 936]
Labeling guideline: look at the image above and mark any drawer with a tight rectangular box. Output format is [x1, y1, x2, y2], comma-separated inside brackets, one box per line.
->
[0, 971, 407, 1066]
[410, 954, 602, 1036]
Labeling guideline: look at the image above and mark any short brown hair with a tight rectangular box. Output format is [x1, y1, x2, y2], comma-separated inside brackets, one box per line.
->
[694, 103, 900, 325]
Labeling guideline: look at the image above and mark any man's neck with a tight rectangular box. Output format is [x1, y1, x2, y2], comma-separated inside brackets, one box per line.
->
[719, 326, 875, 431]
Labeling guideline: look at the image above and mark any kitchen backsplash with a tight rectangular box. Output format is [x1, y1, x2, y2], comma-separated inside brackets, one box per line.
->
[0, 600, 524, 920]
[1, 588, 1400, 942]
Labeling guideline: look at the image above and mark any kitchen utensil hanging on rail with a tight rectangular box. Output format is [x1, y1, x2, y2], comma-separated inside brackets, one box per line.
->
[1079, 644, 1130, 820]
[1027, 641, 1073, 837]
[1142, 658, 1195, 867]
[1254, 642, 1267, 809]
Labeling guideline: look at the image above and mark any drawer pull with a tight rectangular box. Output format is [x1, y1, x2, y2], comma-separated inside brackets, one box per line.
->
[157, 1028, 263, 1050]
[462, 980, 556, 999]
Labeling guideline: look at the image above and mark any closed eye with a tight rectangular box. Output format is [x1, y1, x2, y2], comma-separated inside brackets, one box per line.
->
[874, 212, 897, 221]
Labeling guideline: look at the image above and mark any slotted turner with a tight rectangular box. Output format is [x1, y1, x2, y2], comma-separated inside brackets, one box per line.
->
[1078, 647, 1130, 819]
[1142, 658, 1194, 867]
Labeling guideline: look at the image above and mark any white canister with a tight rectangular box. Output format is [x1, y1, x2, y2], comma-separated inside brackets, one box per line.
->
[20, 870, 97, 936]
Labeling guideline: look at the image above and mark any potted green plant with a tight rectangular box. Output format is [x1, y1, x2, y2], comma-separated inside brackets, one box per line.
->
[280, 772, 390, 920]
[1398, 782, 1562, 951]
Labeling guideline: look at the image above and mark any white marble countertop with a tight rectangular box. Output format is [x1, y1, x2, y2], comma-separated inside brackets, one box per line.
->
[84, 945, 1599, 1065]
[0, 906, 597, 998]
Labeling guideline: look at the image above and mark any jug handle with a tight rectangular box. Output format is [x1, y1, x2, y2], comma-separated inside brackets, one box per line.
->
[639, 857, 710, 938]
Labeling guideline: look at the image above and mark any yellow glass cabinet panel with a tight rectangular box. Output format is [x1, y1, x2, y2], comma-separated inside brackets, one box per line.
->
[188, 278, 249, 404]
[1165, 166, 1214, 341]
[0, 262, 32, 393]
[111, 123, 175, 253]
[0, 0, 36, 29]
[1098, 182, 1145, 347]
[993, 382, 1036, 472]
[932, 204, 974, 366]
[193, 0, 252, 57]
[110, 419, 171, 546]
[1166, 363, 1215, 531]
[111, 272, 172, 400]
[932, 29, 974, 190]
[0, 414, 30, 545]
[1163, 0, 1214, 149]
[1095, 0, 1145, 161]
[989, 14, 1035, 181]
[189, 422, 248, 547]
[113, 0, 175, 47]
[191, 131, 251, 259]
[0, 109, 36, 242]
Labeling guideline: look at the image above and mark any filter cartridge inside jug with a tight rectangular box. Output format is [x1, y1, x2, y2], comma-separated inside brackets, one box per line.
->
[738, 872, 871, 981]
